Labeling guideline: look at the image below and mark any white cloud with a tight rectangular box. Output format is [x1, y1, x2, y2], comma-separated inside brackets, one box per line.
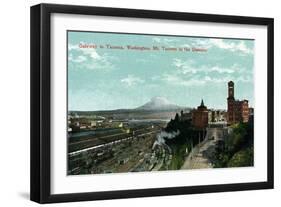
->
[210, 66, 235, 74]
[236, 41, 253, 54]
[161, 73, 206, 86]
[172, 58, 197, 74]
[206, 39, 253, 54]
[152, 37, 178, 46]
[120, 75, 144, 86]
[163, 38, 178, 43]
[82, 48, 101, 60]
[179, 38, 253, 55]
[68, 43, 101, 60]
[68, 43, 115, 70]
[69, 55, 87, 63]
[68, 44, 79, 50]
[153, 37, 253, 55]
[152, 37, 161, 43]
[172, 58, 251, 76]
[160, 67, 252, 87]
[236, 76, 252, 83]
[181, 43, 191, 48]
[193, 39, 212, 49]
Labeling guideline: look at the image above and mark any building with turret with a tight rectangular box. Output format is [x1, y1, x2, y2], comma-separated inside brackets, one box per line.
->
[192, 99, 209, 128]
[227, 81, 249, 125]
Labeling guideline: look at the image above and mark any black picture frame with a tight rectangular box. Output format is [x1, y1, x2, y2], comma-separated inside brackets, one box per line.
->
[30, 3, 274, 204]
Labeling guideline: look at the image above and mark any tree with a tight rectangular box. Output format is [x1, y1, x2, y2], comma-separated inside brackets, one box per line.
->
[174, 113, 179, 122]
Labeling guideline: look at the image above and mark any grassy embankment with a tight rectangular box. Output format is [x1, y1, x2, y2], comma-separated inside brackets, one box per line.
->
[213, 120, 254, 168]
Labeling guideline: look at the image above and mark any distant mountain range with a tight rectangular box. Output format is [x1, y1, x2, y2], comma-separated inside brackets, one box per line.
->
[70, 96, 191, 115]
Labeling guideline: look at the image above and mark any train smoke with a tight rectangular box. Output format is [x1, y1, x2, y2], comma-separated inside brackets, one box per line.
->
[153, 130, 180, 149]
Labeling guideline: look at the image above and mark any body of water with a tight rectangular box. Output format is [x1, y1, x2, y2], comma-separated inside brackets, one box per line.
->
[69, 128, 122, 138]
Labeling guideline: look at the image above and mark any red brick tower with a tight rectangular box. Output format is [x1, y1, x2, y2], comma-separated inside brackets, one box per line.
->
[192, 99, 209, 128]
[227, 81, 249, 125]
[227, 81, 235, 125]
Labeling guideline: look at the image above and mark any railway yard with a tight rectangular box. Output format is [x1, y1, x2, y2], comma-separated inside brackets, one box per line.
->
[68, 121, 171, 175]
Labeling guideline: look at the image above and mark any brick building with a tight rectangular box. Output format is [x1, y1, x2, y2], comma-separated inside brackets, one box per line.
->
[192, 99, 209, 129]
[227, 81, 249, 125]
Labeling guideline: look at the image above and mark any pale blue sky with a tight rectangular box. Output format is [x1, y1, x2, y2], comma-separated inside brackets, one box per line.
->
[68, 31, 254, 111]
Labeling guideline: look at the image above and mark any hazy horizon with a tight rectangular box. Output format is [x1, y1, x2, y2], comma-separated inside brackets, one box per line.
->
[68, 95, 252, 112]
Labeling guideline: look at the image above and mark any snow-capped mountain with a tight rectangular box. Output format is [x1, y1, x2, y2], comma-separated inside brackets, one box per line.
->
[136, 96, 183, 111]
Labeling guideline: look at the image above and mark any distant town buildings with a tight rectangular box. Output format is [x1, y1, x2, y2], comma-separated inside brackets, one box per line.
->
[180, 110, 192, 121]
[208, 110, 226, 123]
[192, 99, 209, 129]
[190, 81, 251, 128]
[67, 114, 126, 132]
[227, 81, 250, 125]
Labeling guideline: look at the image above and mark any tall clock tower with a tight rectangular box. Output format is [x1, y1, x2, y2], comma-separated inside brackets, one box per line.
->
[227, 81, 235, 124]
[227, 81, 249, 125]
[228, 81, 234, 99]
